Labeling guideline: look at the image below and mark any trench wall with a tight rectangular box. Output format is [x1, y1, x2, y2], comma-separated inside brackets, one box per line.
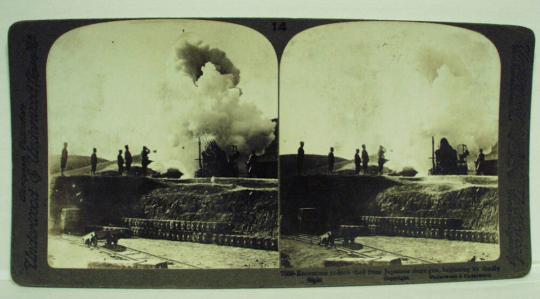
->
[49, 176, 277, 237]
[142, 183, 277, 237]
[280, 175, 498, 234]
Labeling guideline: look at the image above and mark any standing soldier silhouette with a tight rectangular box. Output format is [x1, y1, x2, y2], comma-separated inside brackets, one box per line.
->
[227, 145, 240, 177]
[377, 145, 387, 175]
[60, 142, 68, 176]
[297, 141, 305, 175]
[361, 144, 370, 175]
[328, 147, 335, 173]
[354, 149, 361, 175]
[246, 150, 258, 178]
[141, 146, 151, 176]
[475, 149, 485, 175]
[117, 150, 124, 175]
[124, 145, 132, 175]
[90, 148, 98, 176]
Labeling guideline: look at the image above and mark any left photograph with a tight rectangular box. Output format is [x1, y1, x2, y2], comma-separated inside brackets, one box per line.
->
[47, 20, 279, 269]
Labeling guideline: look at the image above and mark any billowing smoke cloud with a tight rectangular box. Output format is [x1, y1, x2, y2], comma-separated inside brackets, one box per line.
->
[154, 39, 275, 176]
[280, 22, 500, 175]
[47, 22, 276, 179]
[175, 41, 241, 86]
[182, 62, 275, 152]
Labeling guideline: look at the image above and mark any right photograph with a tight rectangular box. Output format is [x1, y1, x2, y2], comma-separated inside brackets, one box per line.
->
[279, 22, 500, 268]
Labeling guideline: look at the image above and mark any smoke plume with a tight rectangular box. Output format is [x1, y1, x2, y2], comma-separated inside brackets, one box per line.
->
[175, 41, 241, 86]
[155, 39, 275, 176]
[46, 22, 277, 179]
[280, 22, 500, 175]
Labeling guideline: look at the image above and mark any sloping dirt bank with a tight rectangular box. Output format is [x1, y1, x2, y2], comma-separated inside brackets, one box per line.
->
[49, 176, 277, 237]
[280, 175, 498, 233]
[142, 179, 278, 237]
[368, 176, 498, 231]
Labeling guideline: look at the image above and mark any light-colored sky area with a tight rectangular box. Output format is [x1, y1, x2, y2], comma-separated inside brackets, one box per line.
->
[47, 19, 277, 174]
[280, 21, 500, 173]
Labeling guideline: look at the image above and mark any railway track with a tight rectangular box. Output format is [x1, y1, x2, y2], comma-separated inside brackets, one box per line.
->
[287, 234, 435, 264]
[63, 235, 203, 269]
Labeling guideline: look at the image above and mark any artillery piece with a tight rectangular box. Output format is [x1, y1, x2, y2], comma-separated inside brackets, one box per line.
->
[429, 136, 469, 175]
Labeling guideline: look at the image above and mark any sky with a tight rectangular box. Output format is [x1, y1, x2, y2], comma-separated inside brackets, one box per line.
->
[47, 19, 278, 175]
[279, 21, 500, 174]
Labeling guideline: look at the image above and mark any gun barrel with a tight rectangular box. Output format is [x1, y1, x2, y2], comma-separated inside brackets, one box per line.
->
[431, 136, 435, 169]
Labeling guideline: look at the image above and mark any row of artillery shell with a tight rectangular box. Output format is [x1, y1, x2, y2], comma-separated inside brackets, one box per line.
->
[366, 224, 498, 243]
[339, 225, 369, 235]
[121, 218, 232, 234]
[129, 226, 277, 250]
[359, 216, 463, 229]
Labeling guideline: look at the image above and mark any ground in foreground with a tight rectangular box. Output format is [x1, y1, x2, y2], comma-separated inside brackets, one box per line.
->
[280, 236, 499, 268]
[48, 234, 278, 269]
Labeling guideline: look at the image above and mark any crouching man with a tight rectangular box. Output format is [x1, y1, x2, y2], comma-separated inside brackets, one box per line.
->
[319, 231, 336, 248]
[82, 232, 98, 248]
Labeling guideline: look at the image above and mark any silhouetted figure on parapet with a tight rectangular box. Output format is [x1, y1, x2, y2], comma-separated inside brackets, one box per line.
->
[124, 145, 132, 174]
[90, 148, 97, 176]
[117, 150, 124, 175]
[297, 141, 305, 175]
[141, 146, 151, 176]
[361, 144, 369, 175]
[60, 142, 68, 176]
[435, 138, 458, 174]
[328, 147, 335, 173]
[475, 149, 485, 175]
[354, 149, 361, 175]
[246, 150, 257, 178]
[228, 145, 240, 177]
[378, 145, 387, 175]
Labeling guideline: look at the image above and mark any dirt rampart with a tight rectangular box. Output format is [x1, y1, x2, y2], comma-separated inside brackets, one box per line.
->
[49, 176, 277, 237]
[280, 175, 498, 233]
